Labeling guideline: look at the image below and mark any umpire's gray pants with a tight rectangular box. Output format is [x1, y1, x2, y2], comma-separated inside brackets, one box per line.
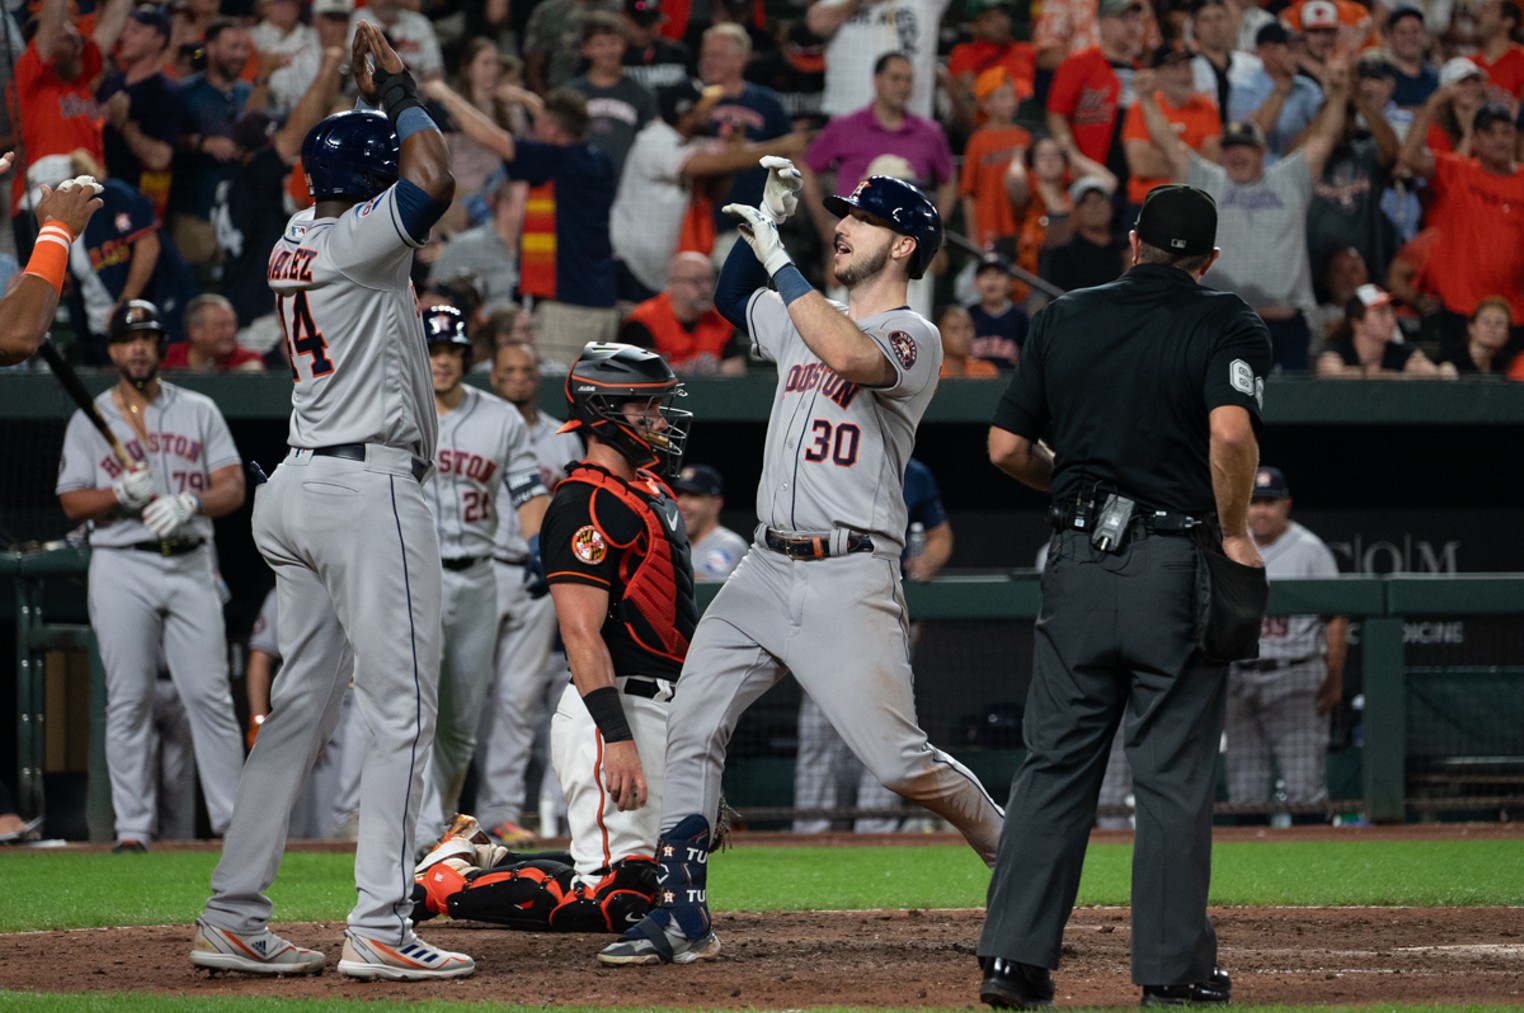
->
[980, 529, 1226, 986]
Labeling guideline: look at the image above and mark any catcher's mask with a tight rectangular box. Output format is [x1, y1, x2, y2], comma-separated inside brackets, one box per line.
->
[562, 343, 690, 476]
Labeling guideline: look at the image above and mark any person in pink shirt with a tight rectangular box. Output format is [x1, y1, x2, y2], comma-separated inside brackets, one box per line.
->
[799, 52, 953, 256]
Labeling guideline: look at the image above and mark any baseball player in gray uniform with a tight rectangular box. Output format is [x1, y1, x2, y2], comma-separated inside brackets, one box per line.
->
[670, 464, 750, 582]
[246, 588, 364, 839]
[599, 164, 1004, 966]
[474, 341, 584, 845]
[1226, 466, 1348, 819]
[192, 25, 472, 981]
[55, 300, 246, 854]
[417, 307, 549, 841]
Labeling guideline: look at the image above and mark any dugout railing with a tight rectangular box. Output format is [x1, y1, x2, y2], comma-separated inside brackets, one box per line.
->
[707, 572, 1524, 827]
[10, 546, 1522, 839]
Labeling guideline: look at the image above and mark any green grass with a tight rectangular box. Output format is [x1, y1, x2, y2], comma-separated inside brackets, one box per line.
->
[1, 838, 1519, 935]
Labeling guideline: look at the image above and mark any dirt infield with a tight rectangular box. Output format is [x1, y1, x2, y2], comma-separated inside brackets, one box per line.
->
[3, 827, 1522, 1007]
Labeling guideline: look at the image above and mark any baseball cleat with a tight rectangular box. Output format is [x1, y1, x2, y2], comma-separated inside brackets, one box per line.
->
[112, 839, 148, 853]
[440, 813, 491, 846]
[597, 919, 721, 966]
[190, 918, 326, 976]
[487, 819, 536, 848]
[337, 931, 475, 980]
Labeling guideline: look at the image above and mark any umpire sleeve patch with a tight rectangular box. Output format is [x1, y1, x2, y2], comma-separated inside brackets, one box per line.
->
[1230, 358, 1262, 408]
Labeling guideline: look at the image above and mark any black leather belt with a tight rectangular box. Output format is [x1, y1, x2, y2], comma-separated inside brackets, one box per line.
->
[1048, 499, 1202, 535]
[764, 528, 874, 560]
[1235, 654, 1316, 673]
[309, 444, 428, 483]
[623, 678, 667, 699]
[494, 554, 529, 567]
[128, 538, 205, 556]
[442, 556, 483, 572]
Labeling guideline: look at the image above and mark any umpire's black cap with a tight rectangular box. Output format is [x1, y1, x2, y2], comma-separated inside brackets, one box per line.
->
[1133, 184, 1217, 257]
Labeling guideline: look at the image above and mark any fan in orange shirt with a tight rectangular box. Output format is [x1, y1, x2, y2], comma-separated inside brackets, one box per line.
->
[948, 0, 1037, 118]
[960, 67, 1032, 248]
[1122, 45, 1221, 209]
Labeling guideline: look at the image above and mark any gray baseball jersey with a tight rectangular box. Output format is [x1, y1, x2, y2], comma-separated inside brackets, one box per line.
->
[744, 290, 942, 553]
[56, 383, 241, 546]
[1255, 519, 1340, 661]
[690, 525, 749, 581]
[270, 201, 437, 462]
[426, 386, 541, 559]
[494, 410, 584, 560]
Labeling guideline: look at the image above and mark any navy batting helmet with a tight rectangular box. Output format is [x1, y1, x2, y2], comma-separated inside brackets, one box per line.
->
[822, 176, 943, 279]
[423, 304, 472, 370]
[108, 299, 167, 348]
[564, 343, 690, 475]
[302, 111, 399, 203]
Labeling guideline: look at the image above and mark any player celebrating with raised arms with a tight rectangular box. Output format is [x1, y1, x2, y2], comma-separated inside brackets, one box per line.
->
[191, 22, 469, 981]
[598, 160, 1005, 967]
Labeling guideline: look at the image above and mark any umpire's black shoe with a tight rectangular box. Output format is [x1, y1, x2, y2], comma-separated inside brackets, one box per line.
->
[1140, 968, 1231, 1007]
[980, 956, 1057, 1010]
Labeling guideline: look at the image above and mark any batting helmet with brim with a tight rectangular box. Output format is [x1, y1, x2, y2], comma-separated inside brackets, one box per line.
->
[423, 304, 473, 370]
[109, 299, 167, 347]
[562, 343, 690, 475]
[302, 110, 399, 203]
[822, 175, 943, 279]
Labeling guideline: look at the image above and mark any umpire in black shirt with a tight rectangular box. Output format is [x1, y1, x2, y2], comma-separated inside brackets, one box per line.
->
[977, 184, 1272, 1009]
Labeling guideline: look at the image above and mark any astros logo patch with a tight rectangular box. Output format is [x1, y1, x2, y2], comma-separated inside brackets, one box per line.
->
[889, 330, 917, 369]
[572, 525, 607, 564]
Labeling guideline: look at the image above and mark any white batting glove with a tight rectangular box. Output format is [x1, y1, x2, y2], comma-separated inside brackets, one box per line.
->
[111, 467, 154, 511]
[759, 156, 802, 223]
[57, 175, 104, 196]
[723, 203, 794, 276]
[142, 492, 200, 539]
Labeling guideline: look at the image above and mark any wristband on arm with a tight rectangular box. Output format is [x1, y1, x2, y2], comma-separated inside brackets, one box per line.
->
[582, 686, 634, 743]
[23, 223, 75, 293]
[372, 65, 424, 124]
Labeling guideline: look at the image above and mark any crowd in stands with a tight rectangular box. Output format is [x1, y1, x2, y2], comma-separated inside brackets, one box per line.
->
[2, 0, 1522, 378]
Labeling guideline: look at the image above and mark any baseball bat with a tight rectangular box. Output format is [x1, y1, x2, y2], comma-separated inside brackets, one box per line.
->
[941, 228, 1067, 300]
[36, 339, 135, 471]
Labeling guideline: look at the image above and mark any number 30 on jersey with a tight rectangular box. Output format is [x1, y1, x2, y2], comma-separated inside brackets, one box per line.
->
[803, 420, 859, 467]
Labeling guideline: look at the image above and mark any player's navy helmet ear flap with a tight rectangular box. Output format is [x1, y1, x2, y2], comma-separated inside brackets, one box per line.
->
[822, 175, 943, 280]
[423, 304, 473, 371]
[302, 110, 400, 203]
[562, 343, 691, 475]
[108, 299, 168, 350]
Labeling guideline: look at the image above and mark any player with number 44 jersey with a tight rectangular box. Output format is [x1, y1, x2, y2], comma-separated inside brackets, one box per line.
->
[600, 163, 1004, 968]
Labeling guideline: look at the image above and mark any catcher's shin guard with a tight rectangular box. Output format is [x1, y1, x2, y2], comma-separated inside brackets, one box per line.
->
[653, 813, 713, 939]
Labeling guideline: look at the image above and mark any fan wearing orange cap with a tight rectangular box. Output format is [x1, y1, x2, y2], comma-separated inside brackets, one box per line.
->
[959, 66, 1033, 249]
